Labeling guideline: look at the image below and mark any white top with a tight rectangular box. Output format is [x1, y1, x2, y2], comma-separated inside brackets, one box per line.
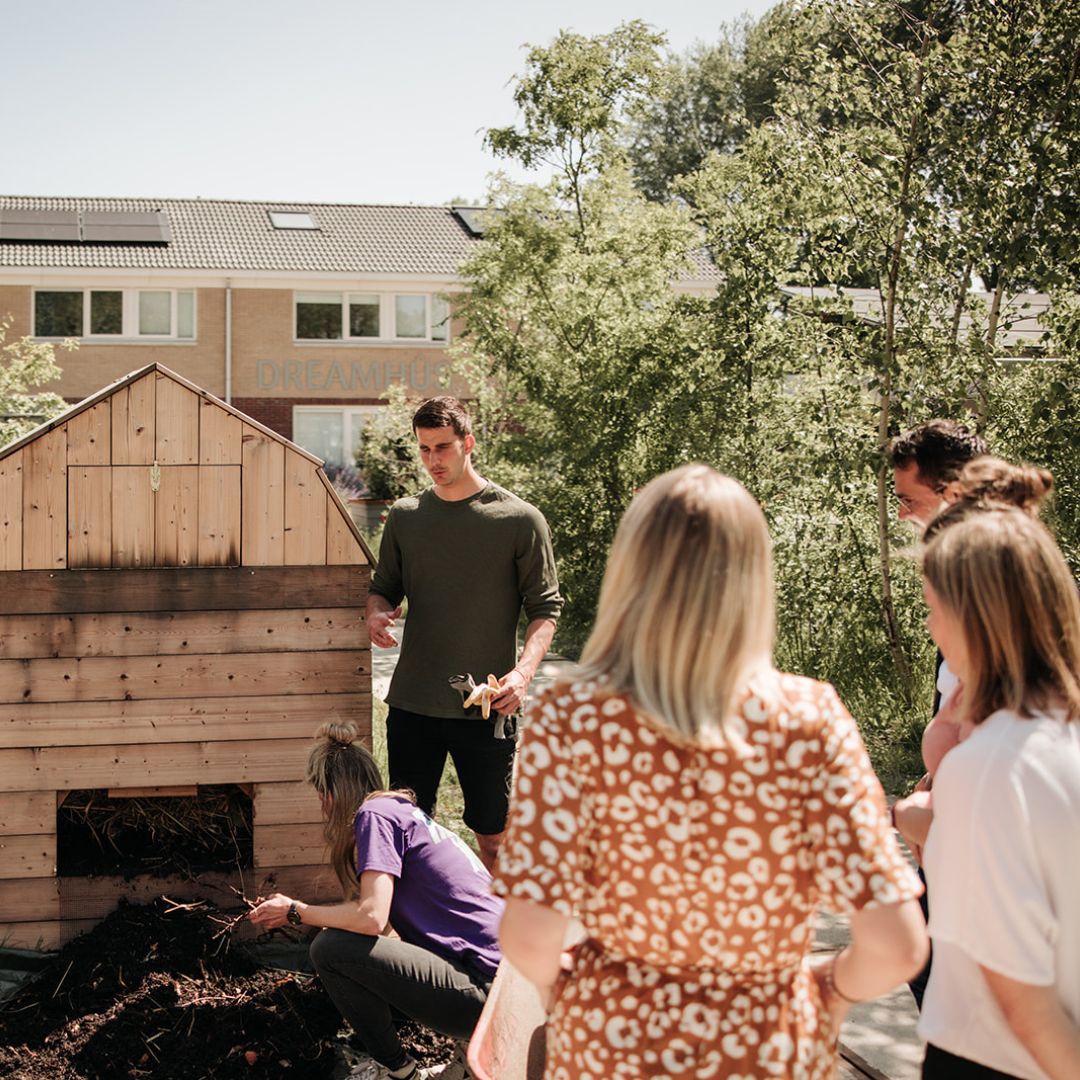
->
[936, 658, 959, 704]
[919, 707, 1080, 1079]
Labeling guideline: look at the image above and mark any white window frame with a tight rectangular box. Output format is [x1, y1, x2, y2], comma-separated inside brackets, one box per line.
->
[33, 287, 197, 342]
[292, 405, 384, 468]
[293, 291, 450, 344]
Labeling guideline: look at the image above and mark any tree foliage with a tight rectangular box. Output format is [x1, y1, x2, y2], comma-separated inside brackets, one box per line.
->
[0, 315, 72, 446]
[456, 3, 1080, 788]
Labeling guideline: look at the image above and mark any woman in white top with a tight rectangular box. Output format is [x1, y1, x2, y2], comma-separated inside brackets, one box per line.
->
[918, 506, 1080, 1079]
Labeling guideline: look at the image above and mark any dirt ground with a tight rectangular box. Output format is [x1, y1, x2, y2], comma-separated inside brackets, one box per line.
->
[0, 898, 453, 1079]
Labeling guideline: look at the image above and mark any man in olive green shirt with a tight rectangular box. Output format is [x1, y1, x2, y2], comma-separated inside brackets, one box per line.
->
[367, 396, 562, 869]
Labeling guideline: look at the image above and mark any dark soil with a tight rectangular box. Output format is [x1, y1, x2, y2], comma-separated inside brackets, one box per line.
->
[0, 898, 453, 1079]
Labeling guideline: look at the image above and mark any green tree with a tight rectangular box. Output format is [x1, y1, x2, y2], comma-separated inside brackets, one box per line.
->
[457, 5, 1080, 787]
[682, 0, 1080, 752]
[0, 315, 73, 446]
[457, 24, 733, 650]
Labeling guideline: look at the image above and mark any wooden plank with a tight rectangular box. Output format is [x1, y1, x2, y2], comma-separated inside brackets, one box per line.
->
[0, 607, 365, 660]
[0, 834, 56, 879]
[320, 470, 374, 565]
[0, 866, 340, 938]
[111, 376, 155, 465]
[0, 565, 367, 615]
[155, 465, 198, 566]
[0, 877, 59, 922]
[17, 864, 338, 924]
[327, 492, 364, 564]
[0, 448, 23, 570]
[66, 400, 111, 466]
[0, 919, 69, 950]
[0, 693, 370, 749]
[112, 465, 155, 567]
[22, 427, 67, 570]
[197, 465, 241, 566]
[253, 781, 325, 826]
[155, 374, 200, 464]
[0, 737, 314, 792]
[67, 466, 112, 568]
[108, 785, 198, 798]
[254, 822, 326, 868]
[241, 424, 285, 566]
[0, 649, 368, 705]
[284, 455, 327, 565]
[0, 791, 55, 834]
[199, 398, 242, 465]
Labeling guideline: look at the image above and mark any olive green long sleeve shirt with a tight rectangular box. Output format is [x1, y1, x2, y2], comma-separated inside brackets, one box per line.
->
[370, 482, 562, 718]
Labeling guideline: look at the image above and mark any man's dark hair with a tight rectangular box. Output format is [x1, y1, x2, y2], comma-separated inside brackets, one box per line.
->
[888, 420, 988, 490]
[412, 396, 472, 438]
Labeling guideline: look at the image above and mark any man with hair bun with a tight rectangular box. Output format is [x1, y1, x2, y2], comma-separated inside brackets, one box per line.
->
[366, 395, 562, 871]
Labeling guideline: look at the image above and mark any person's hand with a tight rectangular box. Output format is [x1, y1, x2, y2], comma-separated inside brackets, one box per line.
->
[808, 953, 851, 1043]
[491, 669, 528, 716]
[369, 606, 402, 648]
[248, 893, 296, 930]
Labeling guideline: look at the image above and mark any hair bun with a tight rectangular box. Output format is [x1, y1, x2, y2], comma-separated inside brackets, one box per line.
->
[958, 457, 1053, 514]
[318, 721, 359, 746]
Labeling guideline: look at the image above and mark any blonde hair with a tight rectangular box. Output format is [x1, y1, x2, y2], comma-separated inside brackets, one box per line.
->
[922, 508, 1080, 725]
[578, 464, 775, 743]
[306, 722, 386, 897]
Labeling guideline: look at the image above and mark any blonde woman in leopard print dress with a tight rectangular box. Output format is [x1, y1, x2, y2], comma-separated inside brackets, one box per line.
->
[494, 465, 927, 1079]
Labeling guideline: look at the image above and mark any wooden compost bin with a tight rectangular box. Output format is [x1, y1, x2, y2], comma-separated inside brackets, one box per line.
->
[0, 363, 373, 949]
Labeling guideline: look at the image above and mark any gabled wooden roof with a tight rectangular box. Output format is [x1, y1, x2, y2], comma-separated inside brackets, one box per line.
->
[0, 364, 374, 570]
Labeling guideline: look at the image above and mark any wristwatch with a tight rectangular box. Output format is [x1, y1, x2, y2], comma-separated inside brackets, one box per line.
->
[287, 901, 302, 927]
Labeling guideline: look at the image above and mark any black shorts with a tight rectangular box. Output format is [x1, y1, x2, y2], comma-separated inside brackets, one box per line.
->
[386, 707, 517, 836]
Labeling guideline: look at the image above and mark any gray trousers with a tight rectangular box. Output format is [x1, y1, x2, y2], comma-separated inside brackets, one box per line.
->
[309, 928, 491, 1070]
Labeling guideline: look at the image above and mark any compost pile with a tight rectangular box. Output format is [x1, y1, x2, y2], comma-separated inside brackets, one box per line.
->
[0, 898, 453, 1079]
[56, 787, 253, 879]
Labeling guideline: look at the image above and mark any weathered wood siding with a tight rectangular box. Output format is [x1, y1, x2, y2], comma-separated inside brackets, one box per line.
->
[0, 366, 372, 949]
[0, 367, 369, 572]
[0, 565, 369, 948]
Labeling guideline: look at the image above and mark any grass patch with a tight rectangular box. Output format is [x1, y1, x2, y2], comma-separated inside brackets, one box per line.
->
[369, 698, 476, 854]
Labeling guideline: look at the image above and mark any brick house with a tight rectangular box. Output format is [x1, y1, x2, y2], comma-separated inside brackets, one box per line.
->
[0, 197, 723, 470]
[0, 196, 724, 471]
[0, 197, 491, 468]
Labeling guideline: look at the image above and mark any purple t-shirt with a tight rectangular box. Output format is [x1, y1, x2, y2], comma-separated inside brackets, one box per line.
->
[354, 795, 503, 978]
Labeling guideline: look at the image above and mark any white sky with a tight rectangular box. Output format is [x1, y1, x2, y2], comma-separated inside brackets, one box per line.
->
[1, 0, 777, 206]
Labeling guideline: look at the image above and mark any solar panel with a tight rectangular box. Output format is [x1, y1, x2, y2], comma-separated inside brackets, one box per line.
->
[81, 210, 171, 244]
[0, 209, 171, 244]
[451, 206, 491, 237]
[0, 209, 80, 242]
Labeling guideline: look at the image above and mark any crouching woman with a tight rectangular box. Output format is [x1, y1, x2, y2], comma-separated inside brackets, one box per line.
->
[249, 722, 503, 1080]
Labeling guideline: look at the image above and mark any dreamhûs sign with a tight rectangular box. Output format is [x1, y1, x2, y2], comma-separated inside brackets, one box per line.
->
[255, 356, 451, 393]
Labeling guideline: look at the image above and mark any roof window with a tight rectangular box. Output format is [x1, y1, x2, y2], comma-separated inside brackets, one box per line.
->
[269, 211, 317, 230]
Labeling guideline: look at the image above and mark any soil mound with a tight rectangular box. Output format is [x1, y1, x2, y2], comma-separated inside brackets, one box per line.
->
[0, 898, 452, 1079]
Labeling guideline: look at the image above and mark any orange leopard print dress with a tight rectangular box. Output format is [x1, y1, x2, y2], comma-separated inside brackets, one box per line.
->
[493, 675, 921, 1079]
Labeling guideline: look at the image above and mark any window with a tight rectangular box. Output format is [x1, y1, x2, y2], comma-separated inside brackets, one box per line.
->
[296, 293, 344, 339]
[269, 210, 317, 230]
[294, 292, 450, 342]
[349, 294, 380, 338]
[34, 288, 195, 340]
[395, 295, 427, 338]
[293, 406, 382, 467]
